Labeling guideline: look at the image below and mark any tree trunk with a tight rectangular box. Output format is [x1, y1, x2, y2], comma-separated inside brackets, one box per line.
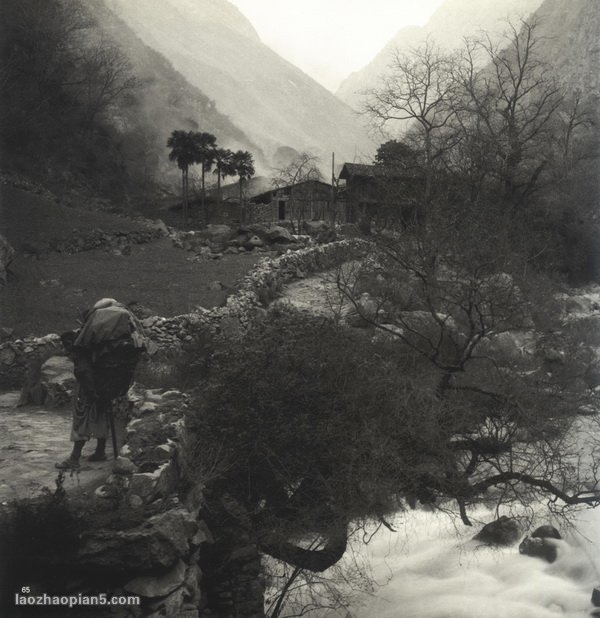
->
[201, 493, 266, 618]
[181, 168, 188, 224]
[185, 167, 189, 223]
[260, 522, 348, 572]
[201, 164, 206, 225]
[239, 179, 244, 225]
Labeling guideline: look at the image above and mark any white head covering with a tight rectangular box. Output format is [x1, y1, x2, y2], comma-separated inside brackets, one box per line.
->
[93, 298, 120, 310]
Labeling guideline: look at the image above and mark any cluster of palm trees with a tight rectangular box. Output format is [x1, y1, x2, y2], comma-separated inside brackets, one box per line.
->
[167, 129, 255, 223]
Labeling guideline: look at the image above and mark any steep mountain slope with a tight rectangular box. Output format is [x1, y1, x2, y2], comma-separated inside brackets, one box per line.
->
[103, 0, 375, 169]
[86, 0, 265, 184]
[337, 0, 543, 110]
[529, 0, 600, 95]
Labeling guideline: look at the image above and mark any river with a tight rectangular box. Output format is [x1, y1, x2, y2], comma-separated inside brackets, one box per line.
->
[348, 504, 599, 617]
[274, 279, 600, 617]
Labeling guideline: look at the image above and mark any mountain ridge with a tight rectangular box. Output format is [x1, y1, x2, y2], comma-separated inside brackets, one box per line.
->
[336, 0, 544, 109]
[86, 0, 266, 184]
[529, 0, 600, 95]
[103, 0, 375, 170]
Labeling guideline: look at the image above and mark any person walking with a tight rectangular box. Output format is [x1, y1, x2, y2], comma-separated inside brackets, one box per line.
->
[56, 298, 147, 470]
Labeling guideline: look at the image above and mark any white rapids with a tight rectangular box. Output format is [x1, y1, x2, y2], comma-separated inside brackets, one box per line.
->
[275, 280, 600, 617]
[348, 506, 599, 618]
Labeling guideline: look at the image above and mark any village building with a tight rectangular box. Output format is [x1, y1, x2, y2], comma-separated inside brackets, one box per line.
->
[338, 162, 425, 229]
[338, 163, 380, 224]
[249, 179, 334, 226]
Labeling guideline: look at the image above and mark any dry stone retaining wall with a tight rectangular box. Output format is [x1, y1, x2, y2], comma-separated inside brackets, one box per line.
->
[0, 334, 64, 389]
[0, 239, 369, 616]
[0, 238, 368, 388]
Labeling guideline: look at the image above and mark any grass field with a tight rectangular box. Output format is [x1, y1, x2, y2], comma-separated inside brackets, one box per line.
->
[1, 184, 262, 337]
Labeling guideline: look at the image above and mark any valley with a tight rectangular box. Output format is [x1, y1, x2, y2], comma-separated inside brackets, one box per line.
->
[0, 0, 598, 616]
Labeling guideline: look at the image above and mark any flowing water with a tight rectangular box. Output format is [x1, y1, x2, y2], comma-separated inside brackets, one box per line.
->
[276, 279, 600, 617]
[348, 506, 599, 618]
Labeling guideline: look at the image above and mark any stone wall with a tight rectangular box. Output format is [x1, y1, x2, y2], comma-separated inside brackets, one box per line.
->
[0, 238, 367, 388]
[77, 387, 208, 617]
[0, 334, 64, 389]
[0, 239, 369, 615]
[46, 226, 166, 256]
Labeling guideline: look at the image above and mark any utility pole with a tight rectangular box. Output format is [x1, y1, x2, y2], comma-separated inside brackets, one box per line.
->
[330, 152, 336, 224]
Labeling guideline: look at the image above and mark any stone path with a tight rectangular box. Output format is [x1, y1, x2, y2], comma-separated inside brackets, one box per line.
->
[0, 391, 111, 503]
[275, 270, 350, 316]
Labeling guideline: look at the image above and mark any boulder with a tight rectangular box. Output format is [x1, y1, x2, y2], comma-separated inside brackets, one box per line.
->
[245, 223, 269, 239]
[77, 509, 197, 574]
[124, 559, 186, 598]
[148, 219, 169, 237]
[40, 356, 76, 406]
[77, 529, 180, 572]
[229, 233, 249, 247]
[303, 220, 336, 243]
[478, 331, 537, 367]
[564, 295, 593, 315]
[202, 224, 233, 253]
[155, 460, 180, 498]
[157, 587, 187, 616]
[532, 525, 561, 540]
[302, 220, 328, 235]
[266, 226, 296, 244]
[147, 508, 199, 556]
[113, 456, 139, 476]
[208, 239, 226, 254]
[473, 516, 521, 546]
[244, 235, 264, 249]
[183, 564, 203, 607]
[346, 293, 378, 327]
[129, 473, 157, 502]
[519, 536, 559, 563]
[204, 224, 232, 239]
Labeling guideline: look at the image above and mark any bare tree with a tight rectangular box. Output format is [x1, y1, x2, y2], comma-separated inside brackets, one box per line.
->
[71, 35, 138, 135]
[363, 21, 587, 216]
[455, 20, 565, 210]
[264, 533, 377, 618]
[186, 291, 599, 613]
[363, 39, 461, 204]
[334, 213, 600, 526]
[272, 152, 323, 230]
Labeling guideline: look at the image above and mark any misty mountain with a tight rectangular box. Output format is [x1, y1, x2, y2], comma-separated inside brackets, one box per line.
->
[86, 1, 265, 182]
[529, 0, 600, 95]
[102, 0, 375, 170]
[336, 0, 544, 110]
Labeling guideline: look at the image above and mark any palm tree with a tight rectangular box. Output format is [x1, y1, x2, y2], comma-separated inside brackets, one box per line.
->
[167, 130, 197, 223]
[230, 150, 255, 224]
[193, 132, 217, 223]
[212, 148, 234, 207]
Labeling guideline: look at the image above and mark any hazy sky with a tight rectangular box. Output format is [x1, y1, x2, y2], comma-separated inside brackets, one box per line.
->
[228, 0, 446, 92]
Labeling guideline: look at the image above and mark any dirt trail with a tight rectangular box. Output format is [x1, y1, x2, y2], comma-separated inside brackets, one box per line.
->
[275, 269, 352, 316]
[0, 392, 111, 503]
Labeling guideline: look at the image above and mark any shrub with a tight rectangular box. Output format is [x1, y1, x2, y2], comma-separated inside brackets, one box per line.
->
[0, 473, 81, 610]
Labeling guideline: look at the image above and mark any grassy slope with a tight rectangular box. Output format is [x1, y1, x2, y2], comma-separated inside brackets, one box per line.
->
[0, 185, 261, 337]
